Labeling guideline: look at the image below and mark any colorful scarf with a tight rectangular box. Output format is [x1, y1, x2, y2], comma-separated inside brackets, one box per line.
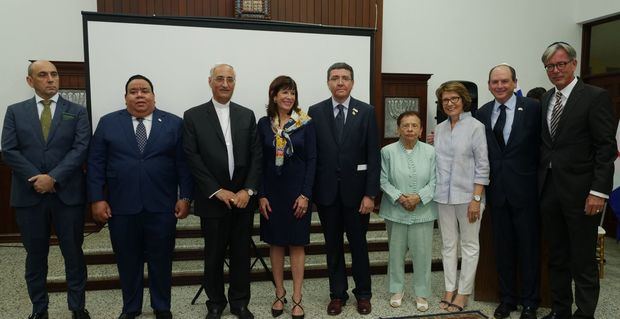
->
[272, 109, 311, 175]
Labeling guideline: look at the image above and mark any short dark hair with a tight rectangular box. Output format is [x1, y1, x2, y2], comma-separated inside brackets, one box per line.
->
[435, 81, 472, 112]
[125, 74, 154, 95]
[327, 62, 354, 81]
[526, 87, 547, 101]
[267, 75, 299, 118]
[396, 111, 422, 127]
[488, 64, 517, 82]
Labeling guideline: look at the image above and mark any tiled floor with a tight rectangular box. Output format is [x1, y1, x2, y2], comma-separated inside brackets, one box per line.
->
[1, 225, 619, 318]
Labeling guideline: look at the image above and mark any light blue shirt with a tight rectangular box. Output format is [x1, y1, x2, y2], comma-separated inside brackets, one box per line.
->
[331, 96, 350, 122]
[434, 112, 490, 204]
[379, 140, 437, 225]
[491, 94, 516, 144]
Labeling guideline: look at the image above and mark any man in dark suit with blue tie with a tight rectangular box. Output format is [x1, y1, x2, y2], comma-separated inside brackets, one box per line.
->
[1, 60, 91, 319]
[87, 75, 193, 319]
[308, 62, 380, 316]
[183, 64, 262, 319]
[475, 64, 541, 319]
[538, 42, 616, 319]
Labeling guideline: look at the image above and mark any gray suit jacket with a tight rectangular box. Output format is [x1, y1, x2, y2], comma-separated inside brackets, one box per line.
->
[1, 96, 90, 207]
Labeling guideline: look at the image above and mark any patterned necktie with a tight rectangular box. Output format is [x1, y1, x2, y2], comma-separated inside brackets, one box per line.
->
[136, 118, 147, 153]
[335, 104, 345, 143]
[493, 104, 507, 149]
[41, 100, 52, 141]
[549, 91, 563, 138]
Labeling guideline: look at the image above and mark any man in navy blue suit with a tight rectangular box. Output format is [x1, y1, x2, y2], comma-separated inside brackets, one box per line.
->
[2, 60, 91, 319]
[308, 62, 380, 316]
[475, 64, 541, 319]
[87, 75, 193, 319]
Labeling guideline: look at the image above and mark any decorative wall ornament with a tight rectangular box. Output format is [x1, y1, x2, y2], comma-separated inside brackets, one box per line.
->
[59, 89, 87, 107]
[384, 97, 419, 138]
[235, 0, 271, 19]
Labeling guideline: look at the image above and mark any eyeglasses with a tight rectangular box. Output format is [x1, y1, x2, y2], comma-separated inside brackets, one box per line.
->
[441, 96, 461, 105]
[544, 60, 573, 72]
[213, 76, 235, 84]
[329, 76, 352, 83]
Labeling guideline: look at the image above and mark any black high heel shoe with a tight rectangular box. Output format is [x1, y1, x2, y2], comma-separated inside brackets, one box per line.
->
[271, 290, 287, 317]
[291, 296, 304, 319]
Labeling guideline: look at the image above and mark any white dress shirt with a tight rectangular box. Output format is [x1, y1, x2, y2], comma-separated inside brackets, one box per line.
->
[131, 113, 153, 138]
[35, 93, 59, 119]
[331, 96, 351, 122]
[213, 99, 235, 179]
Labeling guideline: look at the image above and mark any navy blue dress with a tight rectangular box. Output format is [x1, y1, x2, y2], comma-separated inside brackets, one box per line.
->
[257, 116, 317, 246]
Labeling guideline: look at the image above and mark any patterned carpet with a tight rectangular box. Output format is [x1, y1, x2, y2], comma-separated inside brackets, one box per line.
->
[380, 310, 488, 319]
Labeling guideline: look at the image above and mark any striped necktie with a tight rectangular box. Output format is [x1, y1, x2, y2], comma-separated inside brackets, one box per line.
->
[41, 100, 52, 141]
[549, 91, 563, 138]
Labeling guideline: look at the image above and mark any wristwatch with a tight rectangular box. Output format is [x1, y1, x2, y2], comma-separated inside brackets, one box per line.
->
[473, 194, 482, 202]
[246, 189, 255, 196]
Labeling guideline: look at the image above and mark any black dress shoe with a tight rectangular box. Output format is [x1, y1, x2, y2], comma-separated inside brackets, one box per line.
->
[28, 312, 48, 319]
[520, 307, 538, 319]
[542, 312, 568, 319]
[118, 313, 141, 319]
[155, 310, 173, 319]
[72, 309, 91, 319]
[205, 307, 223, 319]
[230, 306, 255, 319]
[494, 303, 516, 319]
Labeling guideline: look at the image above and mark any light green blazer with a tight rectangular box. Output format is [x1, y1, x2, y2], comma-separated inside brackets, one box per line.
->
[379, 140, 437, 225]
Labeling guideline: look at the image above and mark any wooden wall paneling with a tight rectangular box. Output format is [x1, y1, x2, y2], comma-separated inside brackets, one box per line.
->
[285, 0, 293, 21]
[334, 0, 342, 26]
[342, 0, 349, 26]
[178, 0, 187, 16]
[0, 160, 20, 242]
[380, 74, 431, 144]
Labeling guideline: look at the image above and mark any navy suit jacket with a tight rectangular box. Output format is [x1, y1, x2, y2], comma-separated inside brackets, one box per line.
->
[183, 101, 262, 218]
[538, 79, 617, 206]
[476, 95, 541, 207]
[2, 96, 90, 207]
[87, 108, 193, 215]
[308, 97, 380, 207]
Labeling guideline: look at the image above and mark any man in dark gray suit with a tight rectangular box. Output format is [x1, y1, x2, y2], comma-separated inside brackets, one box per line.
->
[183, 64, 261, 319]
[308, 62, 380, 316]
[538, 42, 616, 319]
[476, 64, 541, 319]
[1, 60, 91, 319]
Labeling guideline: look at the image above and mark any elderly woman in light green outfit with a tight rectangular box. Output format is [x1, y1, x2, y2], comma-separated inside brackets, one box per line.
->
[379, 111, 437, 312]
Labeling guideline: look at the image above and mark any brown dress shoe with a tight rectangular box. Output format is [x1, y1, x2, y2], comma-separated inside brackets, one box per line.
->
[327, 299, 345, 316]
[357, 299, 372, 315]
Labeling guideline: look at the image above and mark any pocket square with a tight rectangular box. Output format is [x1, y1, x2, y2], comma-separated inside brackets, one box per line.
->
[62, 112, 76, 120]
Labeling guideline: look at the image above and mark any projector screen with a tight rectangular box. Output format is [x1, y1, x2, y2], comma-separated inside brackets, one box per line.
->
[83, 13, 374, 128]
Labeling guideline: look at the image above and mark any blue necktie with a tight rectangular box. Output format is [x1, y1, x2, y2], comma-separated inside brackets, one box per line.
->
[136, 118, 147, 153]
[493, 104, 507, 149]
[335, 104, 345, 143]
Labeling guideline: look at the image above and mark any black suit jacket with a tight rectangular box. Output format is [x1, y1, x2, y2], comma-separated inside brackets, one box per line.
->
[538, 79, 617, 207]
[2, 96, 90, 207]
[183, 100, 262, 218]
[476, 95, 541, 207]
[308, 97, 380, 207]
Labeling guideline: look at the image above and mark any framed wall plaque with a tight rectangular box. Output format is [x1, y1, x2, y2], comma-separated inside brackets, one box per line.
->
[235, 0, 271, 19]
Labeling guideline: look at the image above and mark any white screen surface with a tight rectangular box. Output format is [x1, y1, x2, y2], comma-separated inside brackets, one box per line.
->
[85, 14, 373, 128]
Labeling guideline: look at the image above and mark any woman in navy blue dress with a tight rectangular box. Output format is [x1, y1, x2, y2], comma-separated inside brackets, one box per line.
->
[258, 75, 316, 319]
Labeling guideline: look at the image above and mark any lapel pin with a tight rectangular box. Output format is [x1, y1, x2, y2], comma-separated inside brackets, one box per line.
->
[352, 108, 358, 115]
[158, 118, 162, 122]
[517, 107, 524, 111]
